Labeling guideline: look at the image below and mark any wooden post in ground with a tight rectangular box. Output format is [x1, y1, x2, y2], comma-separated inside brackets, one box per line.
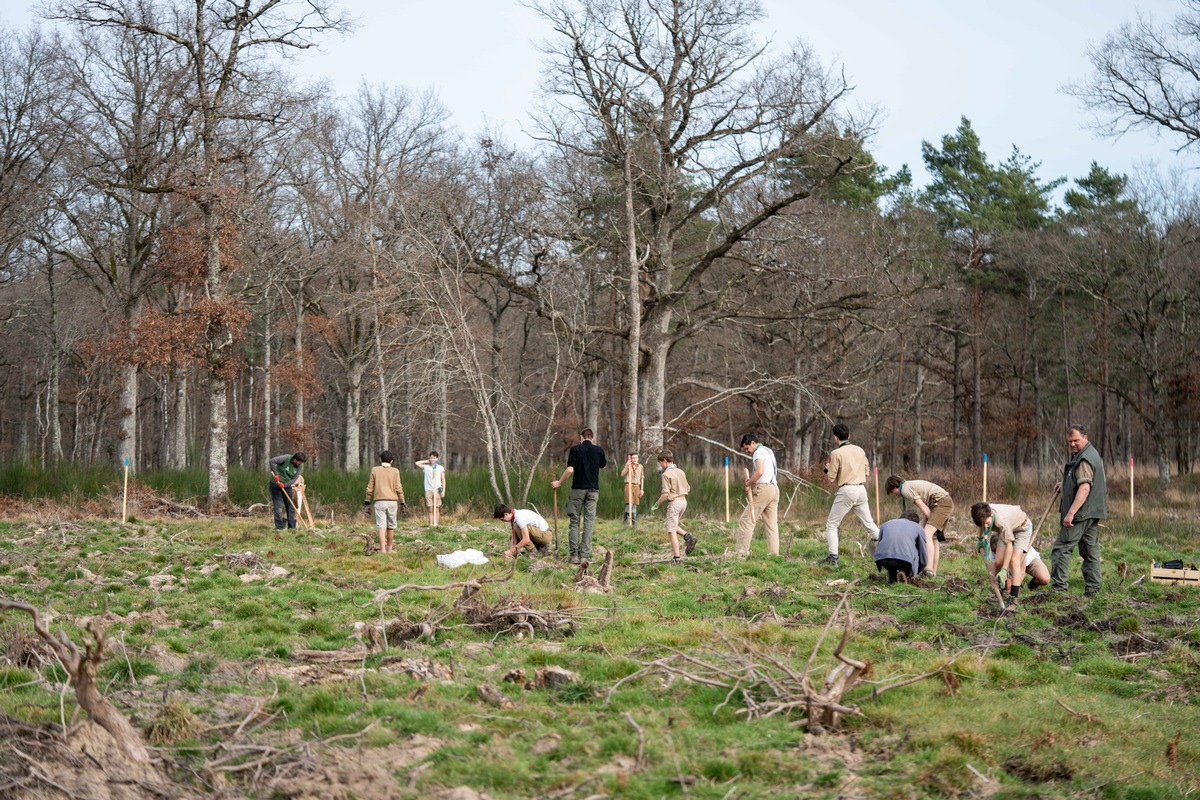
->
[120, 455, 128, 525]
[724, 456, 730, 523]
[744, 467, 755, 524]
[873, 466, 880, 524]
[982, 453, 988, 503]
[1129, 457, 1135, 518]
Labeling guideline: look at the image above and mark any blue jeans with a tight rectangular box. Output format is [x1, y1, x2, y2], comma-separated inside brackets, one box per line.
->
[270, 483, 296, 529]
[566, 488, 599, 559]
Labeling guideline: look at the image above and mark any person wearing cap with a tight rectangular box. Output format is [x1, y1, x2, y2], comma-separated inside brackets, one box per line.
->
[821, 422, 879, 567]
[268, 451, 307, 530]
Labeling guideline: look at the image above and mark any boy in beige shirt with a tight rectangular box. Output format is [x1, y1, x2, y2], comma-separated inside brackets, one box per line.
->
[651, 450, 695, 563]
[365, 450, 406, 553]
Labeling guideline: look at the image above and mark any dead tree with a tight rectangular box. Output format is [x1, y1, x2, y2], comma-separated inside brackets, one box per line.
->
[0, 599, 149, 763]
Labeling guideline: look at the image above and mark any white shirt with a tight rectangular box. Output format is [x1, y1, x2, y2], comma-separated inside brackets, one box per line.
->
[512, 509, 549, 532]
[752, 445, 777, 485]
[422, 463, 445, 492]
[1025, 546, 1041, 567]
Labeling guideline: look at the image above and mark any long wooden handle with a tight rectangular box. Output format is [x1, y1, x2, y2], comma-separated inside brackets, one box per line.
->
[1031, 488, 1061, 547]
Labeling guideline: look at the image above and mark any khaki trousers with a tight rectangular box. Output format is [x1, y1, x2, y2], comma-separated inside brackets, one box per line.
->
[736, 483, 779, 557]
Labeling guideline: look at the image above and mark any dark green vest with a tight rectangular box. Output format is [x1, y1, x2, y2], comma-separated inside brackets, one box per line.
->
[1060, 443, 1107, 521]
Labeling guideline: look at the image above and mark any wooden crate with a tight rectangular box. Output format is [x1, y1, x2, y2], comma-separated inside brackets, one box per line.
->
[1149, 563, 1200, 586]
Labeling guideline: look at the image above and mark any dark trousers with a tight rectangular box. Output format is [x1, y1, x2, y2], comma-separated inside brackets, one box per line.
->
[270, 483, 296, 529]
[876, 557, 913, 583]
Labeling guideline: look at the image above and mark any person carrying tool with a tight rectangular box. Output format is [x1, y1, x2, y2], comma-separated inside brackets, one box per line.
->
[735, 433, 779, 559]
[885, 475, 954, 576]
[267, 451, 306, 530]
[971, 501, 1033, 602]
[365, 450, 406, 554]
[415, 451, 446, 527]
[620, 452, 645, 525]
[650, 449, 695, 563]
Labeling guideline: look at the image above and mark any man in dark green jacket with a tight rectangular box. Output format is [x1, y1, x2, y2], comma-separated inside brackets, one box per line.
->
[268, 452, 307, 530]
[1051, 425, 1107, 596]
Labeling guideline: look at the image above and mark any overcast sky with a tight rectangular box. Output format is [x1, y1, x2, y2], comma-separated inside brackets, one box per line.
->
[2, 0, 1193, 197]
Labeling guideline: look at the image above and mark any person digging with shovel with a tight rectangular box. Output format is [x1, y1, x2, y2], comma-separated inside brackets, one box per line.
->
[268, 452, 306, 530]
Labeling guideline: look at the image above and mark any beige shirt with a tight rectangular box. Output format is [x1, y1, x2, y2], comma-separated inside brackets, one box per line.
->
[826, 442, 869, 487]
[366, 465, 405, 503]
[621, 462, 645, 486]
[990, 503, 1028, 536]
[660, 466, 691, 500]
[901, 479, 949, 507]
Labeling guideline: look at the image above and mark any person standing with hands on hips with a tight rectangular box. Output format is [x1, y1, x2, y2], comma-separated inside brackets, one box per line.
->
[551, 428, 607, 565]
[415, 451, 446, 527]
[821, 422, 879, 567]
[1051, 424, 1107, 596]
[735, 433, 779, 559]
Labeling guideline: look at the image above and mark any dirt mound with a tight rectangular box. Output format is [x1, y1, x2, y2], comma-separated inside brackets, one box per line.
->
[270, 735, 443, 800]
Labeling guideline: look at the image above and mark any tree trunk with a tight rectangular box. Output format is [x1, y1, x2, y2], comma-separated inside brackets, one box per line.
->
[117, 362, 138, 471]
[344, 361, 366, 470]
[208, 377, 229, 505]
[971, 283, 983, 469]
[170, 368, 187, 470]
[638, 308, 672, 455]
[912, 362, 924, 473]
[951, 332, 961, 469]
[584, 360, 601, 435]
[623, 143, 642, 455]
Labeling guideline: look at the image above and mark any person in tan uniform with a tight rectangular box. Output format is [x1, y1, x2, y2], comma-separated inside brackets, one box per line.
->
[885, 475, 954, 576]
[650, 449, 694, 563]
[821, 423, 880, 566]
[365, 450, 406, 554]
[736, 433, 780, 558]
[971, 502, 1033, 600]
[621, 453, 645, 525]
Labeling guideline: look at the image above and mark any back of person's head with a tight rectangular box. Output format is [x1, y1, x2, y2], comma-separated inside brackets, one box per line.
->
[493, 503, 511, 520]
[658, 449, 674, 463]
[740, 433, 758, 447]
[379, 450, 394, 464]
[832, 422, 850, 441]
[970, 502, 992, 527]
[900, 510, 920, 523]
[292, 451, 307, 463]
[580, 428, 594, 440]
[885, 475, 903, 494]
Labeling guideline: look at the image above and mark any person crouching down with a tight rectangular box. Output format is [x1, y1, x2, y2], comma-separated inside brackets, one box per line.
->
[494, 504, 553, 559]
[651, 450, 695, 564]
[874, 511, 928, 583]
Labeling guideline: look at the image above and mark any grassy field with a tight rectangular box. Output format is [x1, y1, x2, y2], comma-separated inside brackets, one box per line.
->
[0, 472, 1198, 799]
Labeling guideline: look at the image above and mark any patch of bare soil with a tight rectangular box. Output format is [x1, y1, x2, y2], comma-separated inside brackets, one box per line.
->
[1002, 753, 1074, 783]
[268, 735, 443, 800]
[0, 718, 197, 800]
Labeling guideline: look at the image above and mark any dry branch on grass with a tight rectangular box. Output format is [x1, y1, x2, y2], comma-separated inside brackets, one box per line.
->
[0, 598, 150, 764]
[607, 590, 983, 732]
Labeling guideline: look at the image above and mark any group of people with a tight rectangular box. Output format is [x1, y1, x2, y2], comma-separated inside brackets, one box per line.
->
[821, 423, 1107, 600]
[275, 420, 1109, 599]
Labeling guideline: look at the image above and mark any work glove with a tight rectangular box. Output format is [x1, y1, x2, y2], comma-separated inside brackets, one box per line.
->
[363, 501, 371, 516]
[650, 503, 659, 512]
[400, 502, 409, 516]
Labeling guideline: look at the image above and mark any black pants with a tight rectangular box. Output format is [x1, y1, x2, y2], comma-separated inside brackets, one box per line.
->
[270, 483, 296, 529]
[876, 557, 913, 583]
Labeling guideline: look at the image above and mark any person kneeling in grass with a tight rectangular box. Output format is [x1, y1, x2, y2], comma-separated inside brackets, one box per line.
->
[971, 501, 1034, 601]
[651, 450, 695, 564]
[494, 504, 552, 559]
[873, 511, 928, 583]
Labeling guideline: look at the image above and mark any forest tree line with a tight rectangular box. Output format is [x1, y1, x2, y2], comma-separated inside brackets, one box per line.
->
[2, 0, 1199, 504]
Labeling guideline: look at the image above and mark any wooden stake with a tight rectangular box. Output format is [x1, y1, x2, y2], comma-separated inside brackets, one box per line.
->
[724, 457, 730, 523]
[1129, 457, 1135, 518]
[552, 485, 560, 559]
[120, 455, 128, 525]
[982, 453, 988, 503]
[1031, 487, 1061, 549]
[873, 466, 880, 524]
[744, 466, 755, 524]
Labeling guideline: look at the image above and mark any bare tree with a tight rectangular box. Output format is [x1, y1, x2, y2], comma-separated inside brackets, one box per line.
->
[51, 0, 350, 503]
[533, 0, 855, 455]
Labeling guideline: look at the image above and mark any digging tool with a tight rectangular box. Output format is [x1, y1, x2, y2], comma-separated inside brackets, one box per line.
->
[552, 485, 560, 560]
[271, 471, 302, 525]
[1031, 487, 1061, 549]
[743, 467, 756, 525]
[295, 483, 316, 530]
[980, 531, 1007, 612]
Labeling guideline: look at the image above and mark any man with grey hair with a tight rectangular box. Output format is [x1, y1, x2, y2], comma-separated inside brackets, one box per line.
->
[1051, 424, 1107, 596]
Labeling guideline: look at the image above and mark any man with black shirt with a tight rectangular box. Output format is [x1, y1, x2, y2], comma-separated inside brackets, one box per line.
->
[552, 428, 608, 564]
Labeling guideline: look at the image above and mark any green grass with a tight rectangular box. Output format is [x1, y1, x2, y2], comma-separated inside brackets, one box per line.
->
[0, 473, 1198, 798]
